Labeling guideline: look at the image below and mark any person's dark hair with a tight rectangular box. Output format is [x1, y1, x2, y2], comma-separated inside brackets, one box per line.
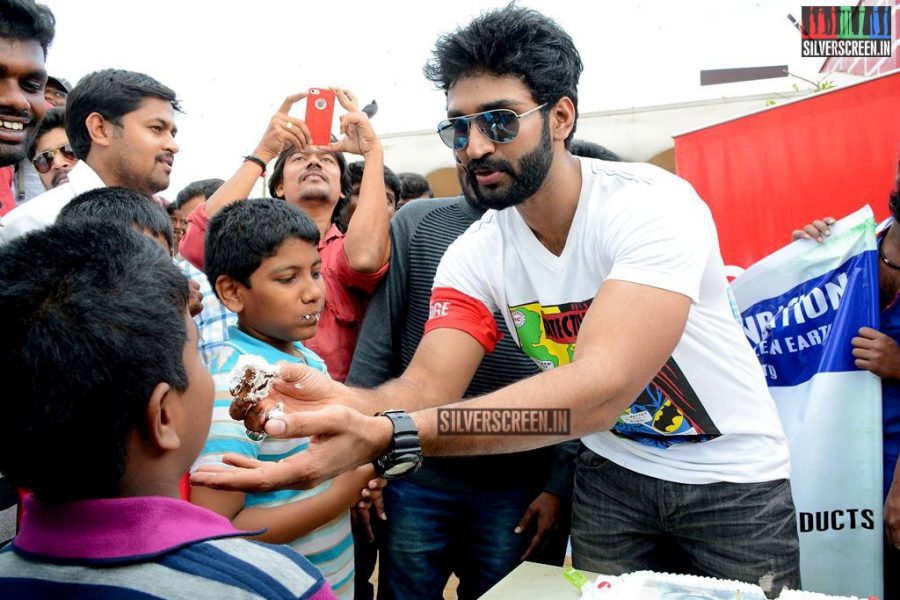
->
[346, 160, 364, 186]
[174, 178, 224, 208]
[0, 0, 55, 56]
[66, 69, 181, 160]
[424, 3, 583, 147]
[0, 222, 190, 503]
[347, 160, 402, 207]
[57, 187, 175, 252]
[384, 166, 402, 206]
[269, 146, 352, 227]
[569, 139, 620, 162]
[27, 105, 66, 159]
[398, 172, 433, 200]
[204, 198, 320, 299]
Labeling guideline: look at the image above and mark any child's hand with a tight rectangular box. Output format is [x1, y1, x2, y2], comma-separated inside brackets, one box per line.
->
[358, 475, 387, 517]
[353, 471, 387, 542]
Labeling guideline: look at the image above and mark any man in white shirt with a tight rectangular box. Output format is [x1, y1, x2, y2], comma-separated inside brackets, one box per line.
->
[192, 6, 801, 595]
[0, 68, 179, 242]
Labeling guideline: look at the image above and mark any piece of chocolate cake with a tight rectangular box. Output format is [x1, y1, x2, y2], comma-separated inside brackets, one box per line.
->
[228, 355, 278, 421]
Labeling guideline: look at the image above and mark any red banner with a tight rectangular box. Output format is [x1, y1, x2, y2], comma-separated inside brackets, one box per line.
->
[674, 71, 900, 272]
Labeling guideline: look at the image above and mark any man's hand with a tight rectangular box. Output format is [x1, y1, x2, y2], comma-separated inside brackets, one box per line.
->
[791, 217, 836, 243]
[316, 88, 381, 158]
[235, 362, 345, 434]
[253, 93, 314, 163]
[852, 327, 900, 379]
[190, 405, 394, 491]
[514, 491, 562, 561]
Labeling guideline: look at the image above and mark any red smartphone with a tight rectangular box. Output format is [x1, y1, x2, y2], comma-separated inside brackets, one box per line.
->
[305, 88, 336, 146]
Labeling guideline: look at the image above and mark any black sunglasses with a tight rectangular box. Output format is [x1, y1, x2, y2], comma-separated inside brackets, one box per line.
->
[32, 144, 76, 174]
[437, 104, 547, 151]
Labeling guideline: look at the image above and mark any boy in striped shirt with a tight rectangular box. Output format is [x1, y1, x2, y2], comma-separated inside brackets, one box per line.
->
[0, 221, 335, 599]
[192, 198, 380, 599]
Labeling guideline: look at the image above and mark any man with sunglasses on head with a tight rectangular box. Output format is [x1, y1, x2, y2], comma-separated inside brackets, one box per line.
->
[27, 106, 76, 191]
[193, 5, 800, 596]
[0, 69, 179, 242]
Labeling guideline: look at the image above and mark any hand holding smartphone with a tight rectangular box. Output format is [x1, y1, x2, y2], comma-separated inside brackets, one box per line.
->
[305, 88, 336, 146]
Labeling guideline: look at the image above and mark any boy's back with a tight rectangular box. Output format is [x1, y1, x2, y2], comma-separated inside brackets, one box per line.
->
[0, 495, 333, 599]
[0, 219, 336, 599]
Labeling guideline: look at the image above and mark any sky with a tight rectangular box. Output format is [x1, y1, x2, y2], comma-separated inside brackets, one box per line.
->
[39, 0, 848, 197]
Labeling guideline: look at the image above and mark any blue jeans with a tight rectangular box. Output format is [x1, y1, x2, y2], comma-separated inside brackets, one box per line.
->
[571, 445, 800, 598]
[378, 480, 543, 600]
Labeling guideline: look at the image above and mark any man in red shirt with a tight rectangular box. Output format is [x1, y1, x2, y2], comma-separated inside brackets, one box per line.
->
[179, 89, 390, 382]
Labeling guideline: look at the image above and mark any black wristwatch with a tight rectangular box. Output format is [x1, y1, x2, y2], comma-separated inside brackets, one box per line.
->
[373, 410, 423, 480]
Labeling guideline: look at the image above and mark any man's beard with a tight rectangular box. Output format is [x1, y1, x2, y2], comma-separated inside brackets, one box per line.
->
[0, 108, 35, 167]
[0, 143, 27, 167]
[461, 117, 553, 211]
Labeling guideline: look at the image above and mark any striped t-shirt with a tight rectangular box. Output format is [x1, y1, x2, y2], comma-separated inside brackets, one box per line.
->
[0, 494, 334, 599]
[194, 326, 354, 598]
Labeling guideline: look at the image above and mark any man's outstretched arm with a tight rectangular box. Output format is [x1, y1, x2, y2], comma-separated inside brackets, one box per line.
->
[191, 279, 690, 491]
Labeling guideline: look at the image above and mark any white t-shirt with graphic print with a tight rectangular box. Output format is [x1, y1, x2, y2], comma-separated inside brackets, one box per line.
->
[430, 157, 790, 485]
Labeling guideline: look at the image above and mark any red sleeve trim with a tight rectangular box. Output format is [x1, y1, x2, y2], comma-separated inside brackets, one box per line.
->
[179, 202, 210, 270]
[424, 287, 501, 353]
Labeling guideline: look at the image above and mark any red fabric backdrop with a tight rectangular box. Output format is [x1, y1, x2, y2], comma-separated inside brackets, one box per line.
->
[674, 71, 900, 270]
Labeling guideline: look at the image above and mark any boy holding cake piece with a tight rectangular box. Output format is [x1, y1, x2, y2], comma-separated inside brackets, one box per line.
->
[191, 198, 379, 599]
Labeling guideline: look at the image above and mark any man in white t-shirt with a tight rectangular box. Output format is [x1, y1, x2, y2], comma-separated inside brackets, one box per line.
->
[192, 5, 800, 594]
[0, 68, 180, 243]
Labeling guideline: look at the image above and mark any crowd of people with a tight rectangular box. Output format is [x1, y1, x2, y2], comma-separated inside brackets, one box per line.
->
[0, 1, 896, 599]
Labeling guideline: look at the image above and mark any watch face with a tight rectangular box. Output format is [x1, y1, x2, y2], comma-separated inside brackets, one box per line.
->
[385, 460, 417, 477]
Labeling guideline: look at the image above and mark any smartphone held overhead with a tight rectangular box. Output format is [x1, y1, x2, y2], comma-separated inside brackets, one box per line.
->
[305, 88, 336, 145]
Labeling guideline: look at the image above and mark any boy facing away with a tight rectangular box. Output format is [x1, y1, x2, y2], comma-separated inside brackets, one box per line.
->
[0, 220, 335, 599]
[192, 198, 380, 599]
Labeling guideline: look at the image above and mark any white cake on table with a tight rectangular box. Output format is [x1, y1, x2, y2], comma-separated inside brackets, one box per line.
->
[578, 571, 873, 600]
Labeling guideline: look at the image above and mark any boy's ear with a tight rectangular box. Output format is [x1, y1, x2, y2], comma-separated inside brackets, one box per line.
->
[215, 275, 245, 313]
[145, 382, 181, 451]
[85, 112, 115, 149]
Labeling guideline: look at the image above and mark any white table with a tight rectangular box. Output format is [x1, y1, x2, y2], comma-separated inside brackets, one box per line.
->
[481, 561, 598, 599]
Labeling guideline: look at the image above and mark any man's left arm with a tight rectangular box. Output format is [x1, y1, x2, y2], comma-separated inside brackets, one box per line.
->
[849, 327, 900, 545]
[190, 280, 691, 492]
[324, 91, 390, 273]
[345, 220, 408, 388]
[411, 279, 692, 455]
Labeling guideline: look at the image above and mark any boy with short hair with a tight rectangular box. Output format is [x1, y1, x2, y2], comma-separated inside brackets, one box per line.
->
[193, 198, 377, 599]
[58, 186, 176, 251]
[56, 187, 204, 319]
[0, 221, 335, 599]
